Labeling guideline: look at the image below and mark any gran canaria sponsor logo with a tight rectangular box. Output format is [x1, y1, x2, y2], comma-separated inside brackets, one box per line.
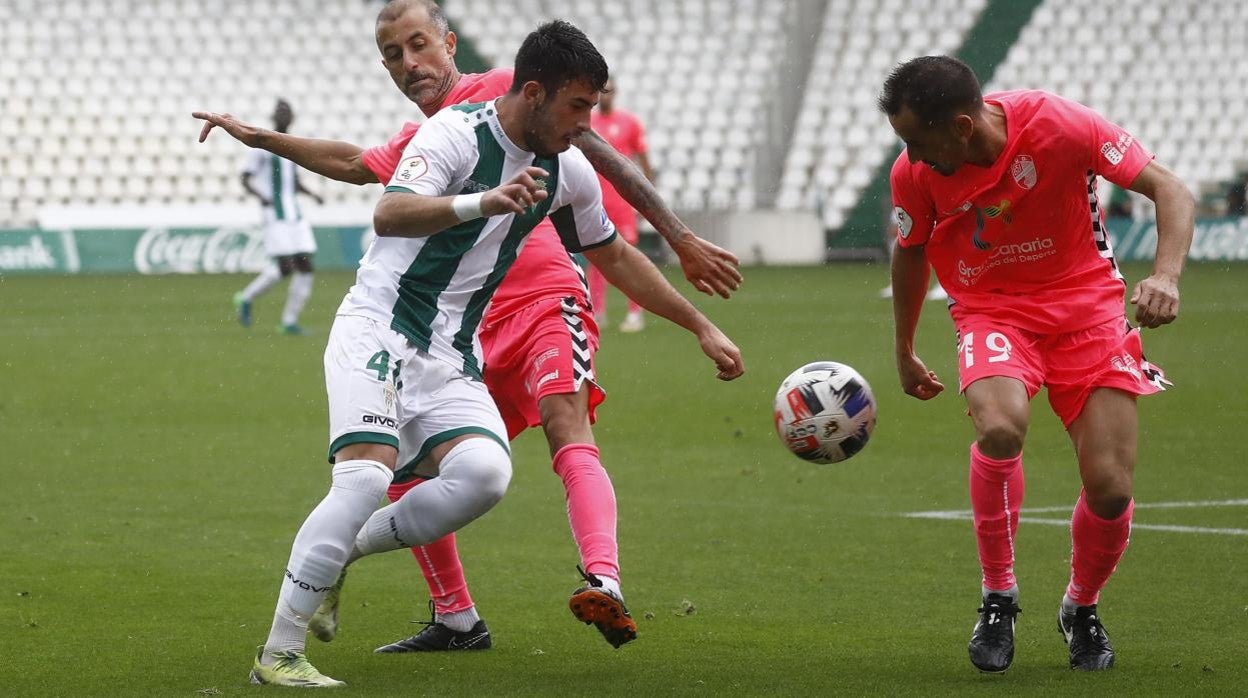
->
[134, 227, 267, 274]
[957, 237, 1056, 285]
[972, 199, 1014, 250]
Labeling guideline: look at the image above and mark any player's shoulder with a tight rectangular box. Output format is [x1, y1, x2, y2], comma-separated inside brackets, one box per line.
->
[454, 68, 515, 103]
[990, 88, 1091, 126]
[427, 100, 492, 134]
[889, 149, 923, 185]
[558, 143, 594, 171]
[386, 121, 421, 149]
[555, 145, 598, 186]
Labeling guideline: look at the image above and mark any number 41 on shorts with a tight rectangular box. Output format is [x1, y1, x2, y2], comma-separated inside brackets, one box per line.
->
[366, 350, 404, 389]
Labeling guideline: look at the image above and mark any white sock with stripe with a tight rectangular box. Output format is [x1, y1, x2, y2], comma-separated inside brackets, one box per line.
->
[262, 460, 392, 660]
[281, 272, 313, 326]
[350, 438, 511, 558]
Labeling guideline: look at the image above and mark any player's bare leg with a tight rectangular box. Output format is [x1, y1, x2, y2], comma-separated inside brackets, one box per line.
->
[963, 377, 1030, 673]
[1059, 388, 1137, 670]
[539, 385, 635, 648]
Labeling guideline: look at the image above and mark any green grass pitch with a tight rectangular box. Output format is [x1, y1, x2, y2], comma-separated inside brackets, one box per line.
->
[1, 262, 1244, 696]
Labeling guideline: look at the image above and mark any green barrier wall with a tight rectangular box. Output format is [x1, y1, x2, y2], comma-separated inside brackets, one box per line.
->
[2, 218, 1245, 276]
[0, 226, 371, 275]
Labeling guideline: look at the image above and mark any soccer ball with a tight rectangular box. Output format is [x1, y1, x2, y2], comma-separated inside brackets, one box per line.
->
[773, 361, 877, 464]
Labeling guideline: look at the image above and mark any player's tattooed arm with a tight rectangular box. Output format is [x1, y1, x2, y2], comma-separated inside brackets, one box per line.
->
[573, 129, 742, 298]
[193, 111, 379, 186]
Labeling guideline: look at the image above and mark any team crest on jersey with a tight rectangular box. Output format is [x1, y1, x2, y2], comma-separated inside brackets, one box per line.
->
[893, 206, 913, 239]
[1010, 155, 1037, 189]
[395, 155, 428, 183]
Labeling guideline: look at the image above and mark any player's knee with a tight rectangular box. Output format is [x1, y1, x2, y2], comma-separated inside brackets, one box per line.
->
[331, 459, 393, 499]
[443, 438, 512, 509]
[977, 423, 1025, 459]
[277, 256, 296, 276]
[539, 394, 592, 453]
[1083, 469, 1133, 519]
[294, 254, 314, 273]
[1086, 491, 1132, 520]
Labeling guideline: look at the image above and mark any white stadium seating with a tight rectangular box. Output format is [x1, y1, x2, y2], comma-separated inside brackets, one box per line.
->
[0, 0, 1243, 229]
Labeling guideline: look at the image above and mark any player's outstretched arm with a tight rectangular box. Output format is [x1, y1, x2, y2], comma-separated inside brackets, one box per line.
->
[192, 111, 379, 186]
[583, 237, 744, 381]
[375, 167, 549, 238]
[1127, 161, 1195, 328]
[892, 244, 944, 400]
[574, 129, 742, 298]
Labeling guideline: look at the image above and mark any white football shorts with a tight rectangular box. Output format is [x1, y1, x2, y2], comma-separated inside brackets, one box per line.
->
[324, 314, 508, 481]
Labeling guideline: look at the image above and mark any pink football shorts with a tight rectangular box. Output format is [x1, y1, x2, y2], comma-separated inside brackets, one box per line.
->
[480, 296, 606, 439]
[956, 315, 1168, 427]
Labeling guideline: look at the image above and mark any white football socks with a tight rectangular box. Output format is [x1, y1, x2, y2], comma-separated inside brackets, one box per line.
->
[594, 574, 623, 601]
[437, 606, 481, 633]
[241, 263, 282, 302]
[263, 460, 392, 660]
[350, 438, 511, 559]
[982, 584, 1019, 602]
[281, 272, 313, 326]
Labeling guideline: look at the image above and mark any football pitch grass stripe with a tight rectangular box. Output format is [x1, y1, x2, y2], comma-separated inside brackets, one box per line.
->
[903, 498, 1248, 536]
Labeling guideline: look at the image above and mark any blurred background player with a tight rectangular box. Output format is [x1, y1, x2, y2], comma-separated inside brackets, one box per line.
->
[234, 99, 324, 335]
[588, 76, 655, 331]
[881, 56, 1193, 674]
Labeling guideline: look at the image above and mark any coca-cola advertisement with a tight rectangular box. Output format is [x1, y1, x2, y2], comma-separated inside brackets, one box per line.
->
[132, 226, 269, 274]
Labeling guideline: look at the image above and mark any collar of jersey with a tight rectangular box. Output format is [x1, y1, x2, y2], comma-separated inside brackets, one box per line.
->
[481, 100, 530, 160]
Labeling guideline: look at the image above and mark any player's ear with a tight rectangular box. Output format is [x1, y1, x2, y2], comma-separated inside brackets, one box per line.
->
[954, 114, 974, 141]
[521, 81, 545, 105]
[445, 30, 457, 57]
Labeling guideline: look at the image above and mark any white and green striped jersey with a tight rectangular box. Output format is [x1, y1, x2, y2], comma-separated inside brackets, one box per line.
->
[243, 148, 302, 222]
[336, 99, 616, 379]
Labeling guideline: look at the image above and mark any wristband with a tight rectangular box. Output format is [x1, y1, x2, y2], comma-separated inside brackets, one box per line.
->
[452, 193, 485, 222]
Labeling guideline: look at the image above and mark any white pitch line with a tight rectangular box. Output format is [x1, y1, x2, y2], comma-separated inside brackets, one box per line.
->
[903, 499, 1248, 536]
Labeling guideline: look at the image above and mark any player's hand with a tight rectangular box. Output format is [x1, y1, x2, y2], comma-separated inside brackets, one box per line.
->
[897, 352, 944, 400]
[670, 232, 742, 298]
[1130, 273, 1180, 328]
[482, 167, 549, 216]
[192, 111, 262, 146]
[696, 326, 745, 381]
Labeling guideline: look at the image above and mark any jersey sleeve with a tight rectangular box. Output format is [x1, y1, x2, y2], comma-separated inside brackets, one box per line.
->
[1065, 98, 1154, 188]
[549, 147, 617, 253]
[361, 122, 418, 184]
[241, 148, 266, 177]
[630, 113, 648, 154]
[888, 153, 935, 248]
[383, 113, 471, 197]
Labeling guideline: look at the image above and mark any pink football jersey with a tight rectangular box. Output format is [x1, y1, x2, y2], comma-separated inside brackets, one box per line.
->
[890, 90, 1154, 333]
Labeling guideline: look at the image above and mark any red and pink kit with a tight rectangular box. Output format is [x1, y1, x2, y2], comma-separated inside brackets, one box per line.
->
[890, 90, 1169, 425]
[361, 68, 606, 438]
[589, 108, 648, 242]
